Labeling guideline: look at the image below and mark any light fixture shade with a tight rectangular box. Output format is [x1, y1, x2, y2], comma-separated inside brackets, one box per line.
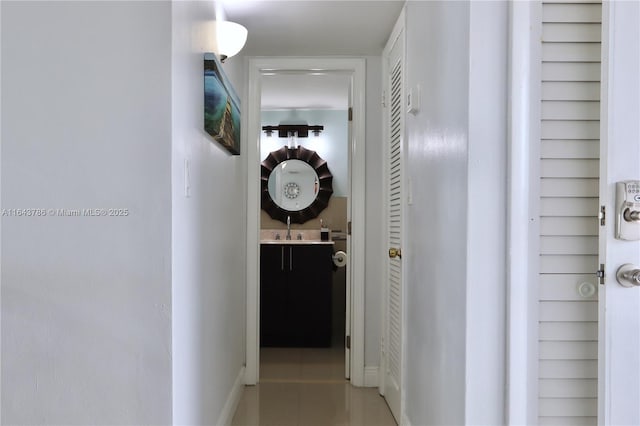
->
[209, 20, 248, 60]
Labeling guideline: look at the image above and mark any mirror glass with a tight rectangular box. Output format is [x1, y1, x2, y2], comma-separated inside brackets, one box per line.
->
[261, 145, 333, 224]
[267, 159, 319, 211]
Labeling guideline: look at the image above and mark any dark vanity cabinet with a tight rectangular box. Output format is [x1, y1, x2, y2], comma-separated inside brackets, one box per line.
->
[260, 243, 333, 347]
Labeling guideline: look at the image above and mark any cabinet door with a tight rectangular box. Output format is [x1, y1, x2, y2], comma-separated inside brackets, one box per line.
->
[260, 245, 288, 347]
[288, 245, 333, 347]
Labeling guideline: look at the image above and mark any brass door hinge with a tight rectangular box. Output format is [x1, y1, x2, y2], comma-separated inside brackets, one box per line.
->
[346, 335, 351, 349]
[348, 107, 353, 121]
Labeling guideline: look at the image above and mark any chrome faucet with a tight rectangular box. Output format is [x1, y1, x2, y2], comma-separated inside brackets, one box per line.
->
[286, 215, 292, 240]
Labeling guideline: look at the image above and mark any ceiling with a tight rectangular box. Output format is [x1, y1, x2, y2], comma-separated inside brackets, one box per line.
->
[222, 1, 405, 56]
[260, 72, 351, 110]
[222, 0, 405, 109]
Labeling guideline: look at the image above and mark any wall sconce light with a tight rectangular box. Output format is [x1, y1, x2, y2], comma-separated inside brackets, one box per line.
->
[209, 20, 248, 62]
[262, 124, 324, 138]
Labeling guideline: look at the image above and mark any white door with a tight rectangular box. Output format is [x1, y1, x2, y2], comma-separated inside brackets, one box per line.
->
[345, 83, 353, 380]
[383, 16, 404, 423]
[598, 2, 640, 424]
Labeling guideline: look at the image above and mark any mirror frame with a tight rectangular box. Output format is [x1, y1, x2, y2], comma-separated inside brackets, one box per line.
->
[261, 145, 333, 224]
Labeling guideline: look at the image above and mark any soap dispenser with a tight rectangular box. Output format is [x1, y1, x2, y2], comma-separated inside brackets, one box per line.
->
[320, 219, 330, 241]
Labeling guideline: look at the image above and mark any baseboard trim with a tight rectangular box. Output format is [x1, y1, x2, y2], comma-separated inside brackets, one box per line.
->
[363, 366, 379, 387]
[216, 366, 246, 426]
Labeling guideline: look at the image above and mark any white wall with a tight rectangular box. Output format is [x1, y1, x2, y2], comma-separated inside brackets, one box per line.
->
[171, 1, 247, 424]
[402, 1, 507, 424]
[1, 2, 172, 424]
[404, 3, 469, 423]
[364, 56, 385, 368]
[465, 2, 507, 423]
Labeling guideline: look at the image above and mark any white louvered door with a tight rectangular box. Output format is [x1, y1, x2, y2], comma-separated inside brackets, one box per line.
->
[538, 2, 601, 424]
[383, 20, 404, 424]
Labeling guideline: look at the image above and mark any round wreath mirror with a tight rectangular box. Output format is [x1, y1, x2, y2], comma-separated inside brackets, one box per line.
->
[261, 145, 333, 224]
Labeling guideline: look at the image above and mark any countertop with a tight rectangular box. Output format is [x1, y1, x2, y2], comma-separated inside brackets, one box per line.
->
[260, 240, 335, 245]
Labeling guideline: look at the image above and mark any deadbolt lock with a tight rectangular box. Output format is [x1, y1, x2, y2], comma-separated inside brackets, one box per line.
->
[388, 247, 402, 259]
[616, 181, 640, 240]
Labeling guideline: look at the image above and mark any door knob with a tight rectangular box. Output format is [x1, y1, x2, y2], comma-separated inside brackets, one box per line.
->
[623, 208, 640, 222]
[616, 264, 640, 287]
[388, 247, 402, 259]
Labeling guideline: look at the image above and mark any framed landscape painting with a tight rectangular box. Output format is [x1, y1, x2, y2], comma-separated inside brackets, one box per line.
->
[204, 53, 241, 155]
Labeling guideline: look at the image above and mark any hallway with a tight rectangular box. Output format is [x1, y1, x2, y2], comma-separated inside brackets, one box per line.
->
[231, 348, 397, 426]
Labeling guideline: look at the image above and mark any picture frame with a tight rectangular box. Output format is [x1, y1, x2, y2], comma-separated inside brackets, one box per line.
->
[204, 53, 241, 155]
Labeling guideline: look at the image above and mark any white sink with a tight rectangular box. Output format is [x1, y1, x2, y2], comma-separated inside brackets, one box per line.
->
[260, 229, 334, 245]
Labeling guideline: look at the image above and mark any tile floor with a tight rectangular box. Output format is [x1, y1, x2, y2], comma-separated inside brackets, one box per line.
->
[231, 347, 397, 426]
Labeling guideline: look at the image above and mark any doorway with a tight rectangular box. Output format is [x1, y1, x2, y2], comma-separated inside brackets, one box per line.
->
[245, 58, 367, 386]
[260, 71, 350, 382]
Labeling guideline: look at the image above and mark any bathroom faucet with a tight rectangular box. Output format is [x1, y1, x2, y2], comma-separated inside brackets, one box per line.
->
[286, 215, 292, 240]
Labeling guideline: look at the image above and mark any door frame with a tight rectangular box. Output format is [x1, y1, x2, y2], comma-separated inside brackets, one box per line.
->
[506, 1, 541, 424]
[379, 7, 405, 423]
[598, 1, 640, 424]
[245, 57, 366, 386]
